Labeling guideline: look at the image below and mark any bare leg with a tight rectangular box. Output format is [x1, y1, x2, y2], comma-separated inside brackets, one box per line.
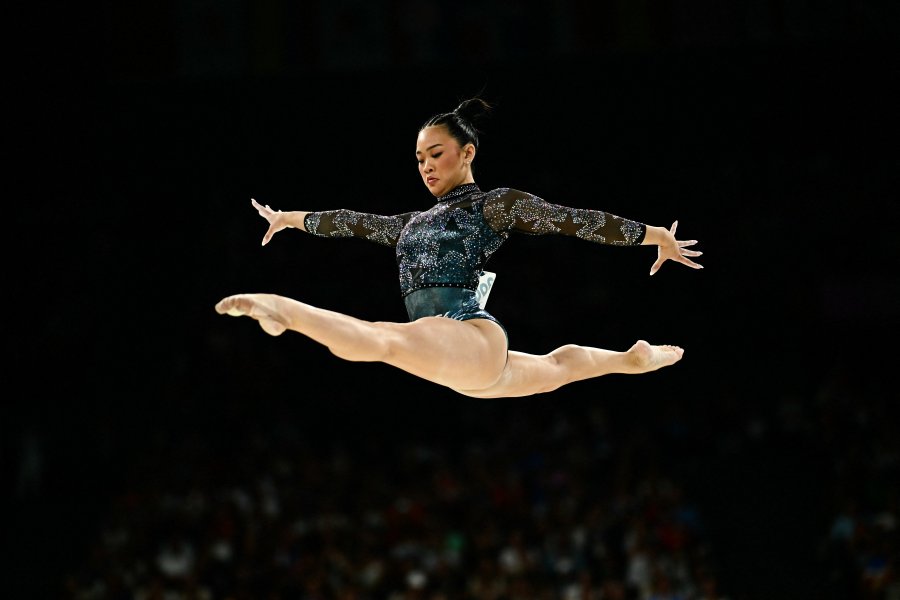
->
[215, 293, 509, 390]
[455, 340, 684, 398]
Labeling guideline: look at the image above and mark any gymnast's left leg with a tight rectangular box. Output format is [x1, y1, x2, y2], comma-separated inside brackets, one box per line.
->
[453, 341, 684, 398]
[215, 293, 508, 391]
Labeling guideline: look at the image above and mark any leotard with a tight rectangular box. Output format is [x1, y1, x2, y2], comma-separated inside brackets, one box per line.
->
[304, 184, 647, 337]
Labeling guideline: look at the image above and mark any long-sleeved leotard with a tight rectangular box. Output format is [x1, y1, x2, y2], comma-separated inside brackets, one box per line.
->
[303, 184, 647, 302]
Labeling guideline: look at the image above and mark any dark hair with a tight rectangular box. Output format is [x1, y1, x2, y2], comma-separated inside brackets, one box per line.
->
[421, 97, 492, 149]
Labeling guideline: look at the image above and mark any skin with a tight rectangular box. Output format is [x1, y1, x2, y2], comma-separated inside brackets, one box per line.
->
[215, 125, 703, 398]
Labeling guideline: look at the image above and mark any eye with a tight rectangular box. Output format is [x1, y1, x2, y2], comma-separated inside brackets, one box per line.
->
[432, 152, 443, 159]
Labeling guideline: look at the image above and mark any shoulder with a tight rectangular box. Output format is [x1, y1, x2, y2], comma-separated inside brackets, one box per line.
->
[482, 187, 539, 204]
[481, 187, 527, 198]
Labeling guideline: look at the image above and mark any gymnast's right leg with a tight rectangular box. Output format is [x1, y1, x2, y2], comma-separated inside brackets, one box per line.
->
[215, 293, 509, 391]
[454, 341, 685, 398]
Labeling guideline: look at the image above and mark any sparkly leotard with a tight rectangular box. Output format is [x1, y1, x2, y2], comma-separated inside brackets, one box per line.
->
[303, 184, 647, 339]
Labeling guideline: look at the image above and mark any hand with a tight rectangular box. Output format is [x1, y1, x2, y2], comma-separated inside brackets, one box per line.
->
[649, 220, 703, 276]
[252, 198, 289, 246]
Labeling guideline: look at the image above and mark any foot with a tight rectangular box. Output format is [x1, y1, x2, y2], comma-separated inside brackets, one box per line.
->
[628, 339, 684, 373]
[215, 294, 290, 336]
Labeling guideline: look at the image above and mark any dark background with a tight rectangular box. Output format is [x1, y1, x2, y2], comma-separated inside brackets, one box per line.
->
[7, 1, 899, 598]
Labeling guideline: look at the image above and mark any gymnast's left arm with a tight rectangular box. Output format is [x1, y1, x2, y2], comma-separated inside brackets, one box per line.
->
[483, 189, 702, 275]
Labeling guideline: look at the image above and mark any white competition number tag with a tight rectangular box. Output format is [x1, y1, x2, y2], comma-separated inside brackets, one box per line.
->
[475, 271, 496, 309]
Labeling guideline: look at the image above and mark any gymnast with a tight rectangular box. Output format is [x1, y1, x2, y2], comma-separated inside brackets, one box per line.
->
[216, 97, 703, 398]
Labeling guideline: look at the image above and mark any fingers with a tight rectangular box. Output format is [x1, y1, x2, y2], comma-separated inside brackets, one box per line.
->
[675, 234, 703, 262]
[252, 198, 282, 245]
[678, 256, 704, 269]
[262, 225, 276, 246]
[251, 198, 276, 216]
[216, 295, 251, 316]
[252, 199, 269, 218]
[652, 258, 703, 274]
[651, 250, 704, 275]
[215, 296, 236, 314]
[652, 222, 703, 273]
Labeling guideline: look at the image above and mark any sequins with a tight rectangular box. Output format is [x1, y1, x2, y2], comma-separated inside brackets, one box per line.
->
[304, 212, 322, 235]
[304, 209, 410, 247]
[304, 185, 647, 301]
[486, 188, 645, 248]
[618, 220, 645, 245]
[572, 211, 608, 243]
[508, 196, 569, 234]
[396, 201, 501, 295]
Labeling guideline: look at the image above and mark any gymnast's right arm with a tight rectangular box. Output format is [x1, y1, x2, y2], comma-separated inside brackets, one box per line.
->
[250, 198, 416, 248]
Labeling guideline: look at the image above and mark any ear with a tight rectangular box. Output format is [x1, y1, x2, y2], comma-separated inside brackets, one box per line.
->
[463, 143, 476, 162]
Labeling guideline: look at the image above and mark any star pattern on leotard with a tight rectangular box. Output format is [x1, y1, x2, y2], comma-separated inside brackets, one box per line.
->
[572, 210, 608, 243]
[327, 211, 362, 238]
[306, 210, 409, 247]
[508, 196, 569, 234]
[304, 212, 323, 235]
[397, 210, 442, 290]
[362, 214, 406, 246]
[398, 204, 491, 291]
[618, 220, 645, 245]
[434, 208, 482, 278]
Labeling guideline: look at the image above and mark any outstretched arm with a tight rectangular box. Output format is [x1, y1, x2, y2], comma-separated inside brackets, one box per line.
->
[250, 198, 417, 248]
[485, 189, 647, 245]
[484, 189, 702, 275]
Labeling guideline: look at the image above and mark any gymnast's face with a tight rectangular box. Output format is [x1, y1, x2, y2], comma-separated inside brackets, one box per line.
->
[416, 125, 475, 197]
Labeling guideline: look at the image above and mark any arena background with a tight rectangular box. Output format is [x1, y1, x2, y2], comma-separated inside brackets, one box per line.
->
[7, 1, 899, 599]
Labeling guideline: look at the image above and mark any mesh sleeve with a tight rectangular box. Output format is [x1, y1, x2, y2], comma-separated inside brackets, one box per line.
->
[483, 188, 646, 246]
[303, 210, 418, 248]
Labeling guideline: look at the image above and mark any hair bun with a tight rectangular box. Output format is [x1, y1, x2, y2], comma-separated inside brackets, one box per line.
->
[454, 97, 492, 126]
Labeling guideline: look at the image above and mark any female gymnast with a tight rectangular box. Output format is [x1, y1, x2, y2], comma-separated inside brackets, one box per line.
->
[215, 97, 703, 398]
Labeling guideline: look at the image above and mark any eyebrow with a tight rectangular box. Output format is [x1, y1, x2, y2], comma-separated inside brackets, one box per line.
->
[415, 143, 444, 155]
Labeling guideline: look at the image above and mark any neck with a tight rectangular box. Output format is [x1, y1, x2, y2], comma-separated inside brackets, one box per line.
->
[438, 181, 478, 201]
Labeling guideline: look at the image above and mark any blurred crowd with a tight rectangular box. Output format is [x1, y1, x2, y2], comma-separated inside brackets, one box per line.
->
[38, 353, 900, 600]
[816, 362, 899, 599]
[59, 397, 728, 600]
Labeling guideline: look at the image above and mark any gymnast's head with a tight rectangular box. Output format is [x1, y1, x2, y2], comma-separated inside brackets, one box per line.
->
[416, 97, 492, 198]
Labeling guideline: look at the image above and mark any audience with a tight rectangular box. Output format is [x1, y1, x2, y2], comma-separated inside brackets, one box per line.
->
[56, 353, 896, 600]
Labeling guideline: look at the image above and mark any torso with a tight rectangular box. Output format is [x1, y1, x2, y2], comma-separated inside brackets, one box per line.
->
[396, 184, 507, 297]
